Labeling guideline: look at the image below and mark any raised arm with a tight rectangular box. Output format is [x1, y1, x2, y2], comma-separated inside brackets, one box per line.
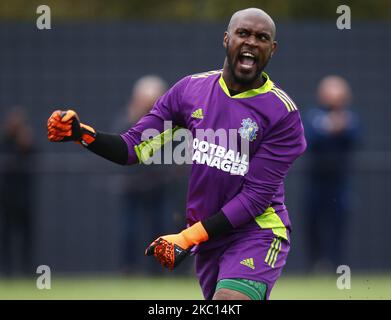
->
[47, 76, 190, 165]
[47, 109, 129, 164]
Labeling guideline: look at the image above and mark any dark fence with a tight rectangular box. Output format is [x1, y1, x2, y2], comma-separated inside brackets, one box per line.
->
[0, 21, 390, 274]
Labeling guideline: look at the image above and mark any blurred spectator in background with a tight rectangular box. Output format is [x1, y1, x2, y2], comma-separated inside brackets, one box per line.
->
[113, 75, 189, 274]
[0, 107, 35, 277]
[304, 75, 360, 273]
[113, 75, 168, 132]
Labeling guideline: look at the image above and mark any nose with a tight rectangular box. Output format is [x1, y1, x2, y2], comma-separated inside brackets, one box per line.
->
[244, 34, 257, 46]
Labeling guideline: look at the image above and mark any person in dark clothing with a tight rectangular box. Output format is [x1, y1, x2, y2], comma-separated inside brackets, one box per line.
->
[0, 107, 35, 277]
[304, 75, 360, 272]
[112, 75, 184, 274]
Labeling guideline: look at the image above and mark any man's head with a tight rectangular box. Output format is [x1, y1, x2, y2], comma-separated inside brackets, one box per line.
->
[317, 75, 352, 110]
[223, 8, 277, 86]
[127, 75, 167, 123]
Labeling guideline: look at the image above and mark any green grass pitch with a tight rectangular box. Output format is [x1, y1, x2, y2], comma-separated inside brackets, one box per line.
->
[0, 274, 390, 300]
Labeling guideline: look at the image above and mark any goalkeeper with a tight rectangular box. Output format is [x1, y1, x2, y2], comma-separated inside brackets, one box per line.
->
[47, 8, 306, 300]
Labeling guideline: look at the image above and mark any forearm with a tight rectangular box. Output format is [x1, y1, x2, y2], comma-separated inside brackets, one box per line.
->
[48, 105, 176, 166]
[201, 211, 233, 238]
[146, 210, 234, 270]
[48, 110, 130, 165]
[86, 132, 129, 165]
[174, 212, 233, 249]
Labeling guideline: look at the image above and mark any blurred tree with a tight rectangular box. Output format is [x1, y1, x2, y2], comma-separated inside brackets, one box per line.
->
[0, 0, 390, 21]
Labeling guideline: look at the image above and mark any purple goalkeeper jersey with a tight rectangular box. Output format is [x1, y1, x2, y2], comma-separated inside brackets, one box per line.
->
[121, 70, 306, 250]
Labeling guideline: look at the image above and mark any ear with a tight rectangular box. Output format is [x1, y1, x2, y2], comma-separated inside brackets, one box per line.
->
[223, 31, 229, 49]
[270, 40, 278, 57]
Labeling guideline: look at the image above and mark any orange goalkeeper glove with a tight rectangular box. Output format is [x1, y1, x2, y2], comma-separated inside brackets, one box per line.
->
[145, 222, 209, 270]
[47, 109, 96, 146]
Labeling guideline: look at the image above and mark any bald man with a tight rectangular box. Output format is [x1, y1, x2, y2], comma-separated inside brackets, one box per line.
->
[304, 76, 359, 272]
[47, 8, 306, 300]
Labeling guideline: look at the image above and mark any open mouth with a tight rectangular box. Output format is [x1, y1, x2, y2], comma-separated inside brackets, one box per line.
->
[238, 52, 257, 70]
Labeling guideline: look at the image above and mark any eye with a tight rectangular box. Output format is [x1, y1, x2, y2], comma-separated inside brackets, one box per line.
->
[238, 30, 249, 37]
[258, 33, 270, 41]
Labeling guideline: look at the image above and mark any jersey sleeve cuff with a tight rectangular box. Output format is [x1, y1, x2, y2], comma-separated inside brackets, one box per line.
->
[221, 196, 255, 228]
[119, 133, 139, 165]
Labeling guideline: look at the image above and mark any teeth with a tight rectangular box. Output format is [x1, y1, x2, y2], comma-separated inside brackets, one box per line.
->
[242, 52, 255, 58]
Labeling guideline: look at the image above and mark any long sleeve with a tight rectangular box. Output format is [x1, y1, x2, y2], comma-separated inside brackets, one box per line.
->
[221, 111, 307, 228]
[120, 76, 190, 165]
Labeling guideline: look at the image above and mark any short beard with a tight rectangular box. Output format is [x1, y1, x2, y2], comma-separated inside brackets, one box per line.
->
[225, 43, 267, 85]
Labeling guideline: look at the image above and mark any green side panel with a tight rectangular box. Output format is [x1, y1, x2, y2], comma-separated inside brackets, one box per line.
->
[254, 206, 288, 241]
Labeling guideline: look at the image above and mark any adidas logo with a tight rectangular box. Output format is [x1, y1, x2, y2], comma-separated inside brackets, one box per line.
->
[240, 258, 255, 270]
[191, 108, 204, 119]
